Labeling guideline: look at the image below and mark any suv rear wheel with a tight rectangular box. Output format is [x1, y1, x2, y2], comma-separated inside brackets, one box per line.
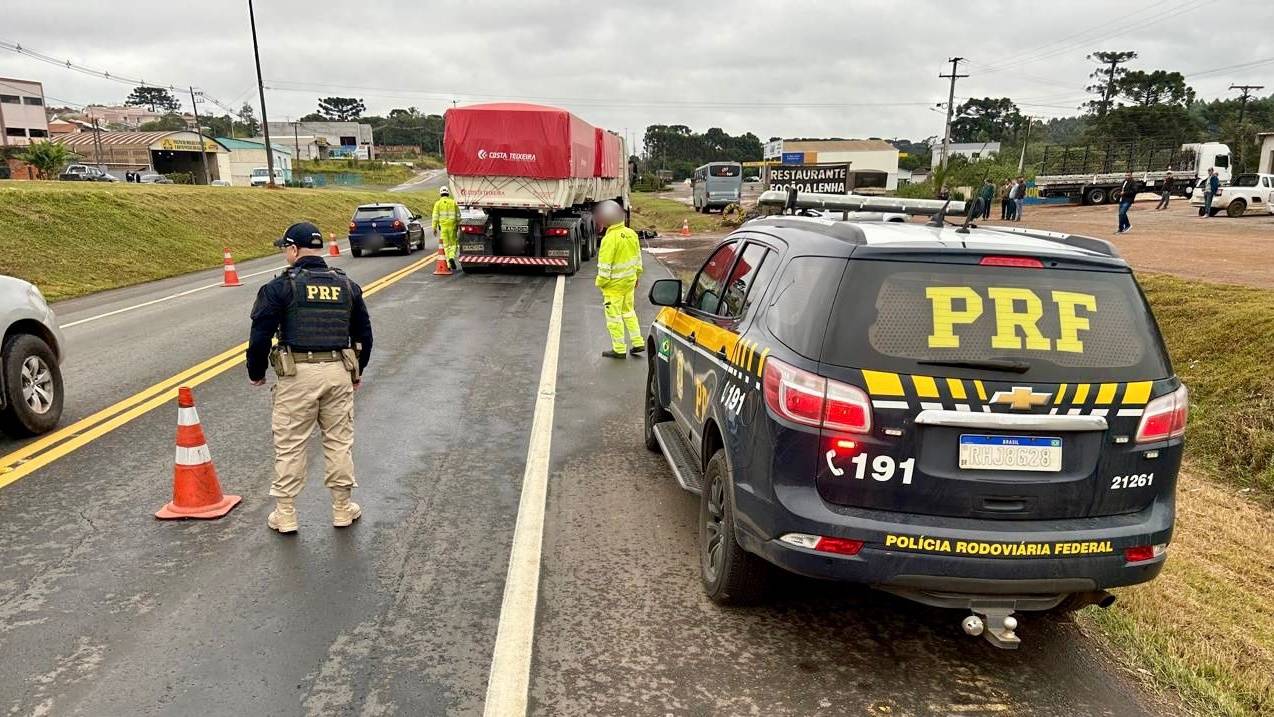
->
[700, 449, 769, 605]
[1, 334, 63, 437]
[1226, 199, 1247, 217]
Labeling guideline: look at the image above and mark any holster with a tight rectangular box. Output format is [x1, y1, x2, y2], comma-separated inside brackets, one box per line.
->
[342, 348, 361, 384]
[270, 346, 297, 378]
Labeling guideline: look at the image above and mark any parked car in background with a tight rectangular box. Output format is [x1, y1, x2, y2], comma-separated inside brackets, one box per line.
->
[0, 276, 66, 436]
[347, 204, 427, 256]
[58, 164, 115, 182]
[249, 167, 286, 187]
[137, 173, 174, 184]
[210, 179, 232, 187]
[1190, 173, 1274, 217]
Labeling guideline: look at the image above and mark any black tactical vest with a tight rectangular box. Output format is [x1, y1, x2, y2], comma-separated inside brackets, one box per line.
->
[281, 266, 354, 351]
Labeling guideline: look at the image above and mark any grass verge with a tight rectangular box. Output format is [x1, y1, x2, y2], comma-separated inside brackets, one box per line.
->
[0, 181, 438, 300]
[1139, 273, 1274, 496]
[630, 193, 729, 234]
[293, 159, 418, 187]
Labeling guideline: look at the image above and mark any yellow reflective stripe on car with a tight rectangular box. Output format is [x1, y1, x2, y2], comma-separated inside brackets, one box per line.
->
[946, 378, 967, 400]
[1054, 383, 1068, 404]
[912, 375, 940, 398]
[1122, 381, 1152, 405]
[1095, 383, 1118, 405]
[1071, 383, 1090, 404]
[973, 380, 988, 401]
[863, 370, 905, 397]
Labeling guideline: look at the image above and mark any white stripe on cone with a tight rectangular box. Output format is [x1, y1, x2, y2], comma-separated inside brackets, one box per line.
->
[177, 406, 200, 426]
[175, 444, 212, 466]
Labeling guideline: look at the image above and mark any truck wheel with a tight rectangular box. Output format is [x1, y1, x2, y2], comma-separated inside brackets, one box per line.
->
[1226, 199, 1246, 218]
[579, 227, 592, 262]
[700, 449, 770, 605]
[1085, 187, 1108, 205]
[351, 247, 362, 257]
[0, 334, 63, 437]
[644, 358, 671, 452]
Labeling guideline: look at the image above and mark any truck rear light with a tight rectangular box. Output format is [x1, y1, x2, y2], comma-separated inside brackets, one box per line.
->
[779, 533, 864, 556]
[1135, 384, 1188, 443]
[762, 358, 871, 433]
[980, 256, 1044, 268]
[460, 224, 485, 235]
[545, 227, 570, 237]
[1124, 544, 1166, 563]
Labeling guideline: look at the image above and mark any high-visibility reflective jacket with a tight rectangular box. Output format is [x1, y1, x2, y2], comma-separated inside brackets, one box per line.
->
[432, 196, 460, 231]
[595, 222, 643, 292]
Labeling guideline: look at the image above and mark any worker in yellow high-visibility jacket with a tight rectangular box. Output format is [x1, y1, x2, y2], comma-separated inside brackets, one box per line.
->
[593, 200, 644, 359]
[432, 186, 461, 271]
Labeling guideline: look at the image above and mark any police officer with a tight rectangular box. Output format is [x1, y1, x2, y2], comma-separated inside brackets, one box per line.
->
[593, 200, 645, 359]
[432, 186, 461, 271]
[247, 222, 373, 534]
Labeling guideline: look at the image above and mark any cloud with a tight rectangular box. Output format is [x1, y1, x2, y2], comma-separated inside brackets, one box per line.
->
[2, 0, 1271, 145]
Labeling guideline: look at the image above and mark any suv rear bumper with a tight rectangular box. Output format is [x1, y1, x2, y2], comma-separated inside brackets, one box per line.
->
[735, 485, 1173, 597]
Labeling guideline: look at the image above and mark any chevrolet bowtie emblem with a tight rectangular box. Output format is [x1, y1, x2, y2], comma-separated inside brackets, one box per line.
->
[990, 386, 1052, 411]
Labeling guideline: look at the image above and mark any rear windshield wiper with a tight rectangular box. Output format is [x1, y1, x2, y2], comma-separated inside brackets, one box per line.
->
[916, 358, 1031, 374]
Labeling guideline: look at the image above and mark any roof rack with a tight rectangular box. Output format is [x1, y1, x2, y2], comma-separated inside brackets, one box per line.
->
[757, 189, 966, 217]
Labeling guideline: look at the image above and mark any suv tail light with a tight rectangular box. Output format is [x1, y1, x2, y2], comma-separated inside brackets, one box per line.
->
[763, 357, 871, 433]
[1135, 384, 1188, 444]
[391, 219, 404, 230]
[348, 221, 356, 232]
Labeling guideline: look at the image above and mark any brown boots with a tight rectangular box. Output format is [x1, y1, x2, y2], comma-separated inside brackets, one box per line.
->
[267, 491, 362, 532]
[267, 497, 299, 533]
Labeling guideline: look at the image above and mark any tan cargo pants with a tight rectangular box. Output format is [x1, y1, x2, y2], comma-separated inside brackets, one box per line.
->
[270, 361, 357, 498]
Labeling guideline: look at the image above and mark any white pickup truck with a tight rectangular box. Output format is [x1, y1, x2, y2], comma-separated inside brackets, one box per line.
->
[1191, 172, 1274, 217]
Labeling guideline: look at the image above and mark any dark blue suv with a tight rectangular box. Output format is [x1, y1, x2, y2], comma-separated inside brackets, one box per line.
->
[644, 204, 1185, 648]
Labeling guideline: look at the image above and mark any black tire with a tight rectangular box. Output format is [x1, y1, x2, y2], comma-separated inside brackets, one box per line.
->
[565, 237, 580, 276]
[402, 240, 413, 255]
[351, 247, 363, 257]
[644, 358, 671, 452]
[1209, 207, 1220, 217]
[0, 334, 63, 437]
[1226, 200, 1246, 218]
[700, 449, 770, 605]
[1085, 187, 1108, 205]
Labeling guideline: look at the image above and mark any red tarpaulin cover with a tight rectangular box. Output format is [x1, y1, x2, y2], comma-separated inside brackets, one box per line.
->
[445, 103, 597, 179]
[593, 128, 622, 178]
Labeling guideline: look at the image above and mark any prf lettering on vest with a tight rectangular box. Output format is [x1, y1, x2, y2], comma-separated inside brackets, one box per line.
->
[925, 286, 1097, 353]
[306, 285, 343, 302]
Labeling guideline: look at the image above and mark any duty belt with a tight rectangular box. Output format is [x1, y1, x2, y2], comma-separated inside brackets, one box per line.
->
[291, 350, 344, 363]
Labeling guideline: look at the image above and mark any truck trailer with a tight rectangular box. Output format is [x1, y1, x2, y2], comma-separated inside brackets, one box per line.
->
[1034, 141, 1231, 205]
[444, 103, 629, 275]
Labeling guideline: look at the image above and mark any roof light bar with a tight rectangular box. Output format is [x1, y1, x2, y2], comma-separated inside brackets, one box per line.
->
[757, 189, 966, 217]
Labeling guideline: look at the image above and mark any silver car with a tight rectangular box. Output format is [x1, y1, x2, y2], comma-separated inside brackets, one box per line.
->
[0, 276, 66, 436]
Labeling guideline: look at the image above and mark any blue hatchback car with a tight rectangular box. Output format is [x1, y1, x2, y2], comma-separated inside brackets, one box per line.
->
[348, 204, 426, 256]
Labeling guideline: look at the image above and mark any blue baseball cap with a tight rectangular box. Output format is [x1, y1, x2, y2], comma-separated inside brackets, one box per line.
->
[274, 222, 325, 249]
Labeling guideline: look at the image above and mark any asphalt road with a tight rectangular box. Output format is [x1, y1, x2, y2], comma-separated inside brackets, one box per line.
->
[0, 239, 1173, 716]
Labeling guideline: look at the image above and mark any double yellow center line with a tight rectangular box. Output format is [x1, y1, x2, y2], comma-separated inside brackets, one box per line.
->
[0, 253, 438, 490]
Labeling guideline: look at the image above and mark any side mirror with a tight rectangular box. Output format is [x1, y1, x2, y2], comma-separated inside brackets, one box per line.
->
[648, 278, 683, 307]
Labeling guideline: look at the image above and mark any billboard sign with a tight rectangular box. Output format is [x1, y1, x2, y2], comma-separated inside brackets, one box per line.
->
[781, 152, 804, 165]
[767, 163, 851, 194]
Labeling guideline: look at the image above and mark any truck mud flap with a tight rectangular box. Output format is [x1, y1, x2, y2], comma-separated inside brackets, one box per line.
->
[458, 255, 568, 267]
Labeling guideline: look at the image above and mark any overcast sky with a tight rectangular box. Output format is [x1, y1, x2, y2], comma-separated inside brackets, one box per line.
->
[3, 0, 1272, 147]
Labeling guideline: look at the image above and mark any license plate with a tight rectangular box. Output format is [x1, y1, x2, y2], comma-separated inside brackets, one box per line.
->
[959, 435, 1062, 472]
[504, 224, 529, 234]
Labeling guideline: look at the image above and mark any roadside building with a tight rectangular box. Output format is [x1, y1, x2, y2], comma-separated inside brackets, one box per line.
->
[216, 137, 293, 186]
[0, 77, 50, 147]
[930, 141, 1001, 168]
[54, 130, 226, 183]
[47, 117, 90, 136]
[1258, 132, 1274, 174]
[264, 120, 374, 159]
[764, 138, 901, 191]
[82, 105, 162, 129]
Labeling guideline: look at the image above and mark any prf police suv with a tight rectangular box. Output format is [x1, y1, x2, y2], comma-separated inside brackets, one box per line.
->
[644, 192, 1186, 648]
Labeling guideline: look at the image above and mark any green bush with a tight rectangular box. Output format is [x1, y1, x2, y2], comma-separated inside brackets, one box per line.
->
[165, 172, 194, 185]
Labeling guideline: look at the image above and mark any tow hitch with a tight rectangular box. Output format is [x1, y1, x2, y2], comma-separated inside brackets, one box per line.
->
[962, 609, 1020, 649]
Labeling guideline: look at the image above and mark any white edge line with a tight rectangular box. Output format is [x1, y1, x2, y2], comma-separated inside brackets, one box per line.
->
[482, 274, 564, 717]
[61, 244, 352, 329]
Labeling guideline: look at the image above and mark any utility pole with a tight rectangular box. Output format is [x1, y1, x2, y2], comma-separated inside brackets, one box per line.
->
[939, 57, 967, 171]
[189, 86, 211, 185]
[91, 117, 104, 171]
[1018, 117, 1034, 173]
[292, 121, 300, 160]
[1223, 84, 1263, 171]
[248, 0, 277, 187]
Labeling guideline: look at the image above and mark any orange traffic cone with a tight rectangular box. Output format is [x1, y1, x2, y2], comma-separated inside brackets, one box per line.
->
[156, 387, 241, 520]
[222, 248, 242, 287]
[328, 233, 340, 257]
[433, 250, 453, 276]
[680, 219, 691, 237]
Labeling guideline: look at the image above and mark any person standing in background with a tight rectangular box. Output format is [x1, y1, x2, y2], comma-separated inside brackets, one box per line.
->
[1202, 168, 1220, 217]
[1116, 172, 1139, 234]
[1156, 172, 1174, 210]
[978, 179, 994, 220]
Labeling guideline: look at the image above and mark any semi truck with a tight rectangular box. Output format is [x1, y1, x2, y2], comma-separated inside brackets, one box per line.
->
[1034, 141, 1231, 205]
[444, 102, 629, 275]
